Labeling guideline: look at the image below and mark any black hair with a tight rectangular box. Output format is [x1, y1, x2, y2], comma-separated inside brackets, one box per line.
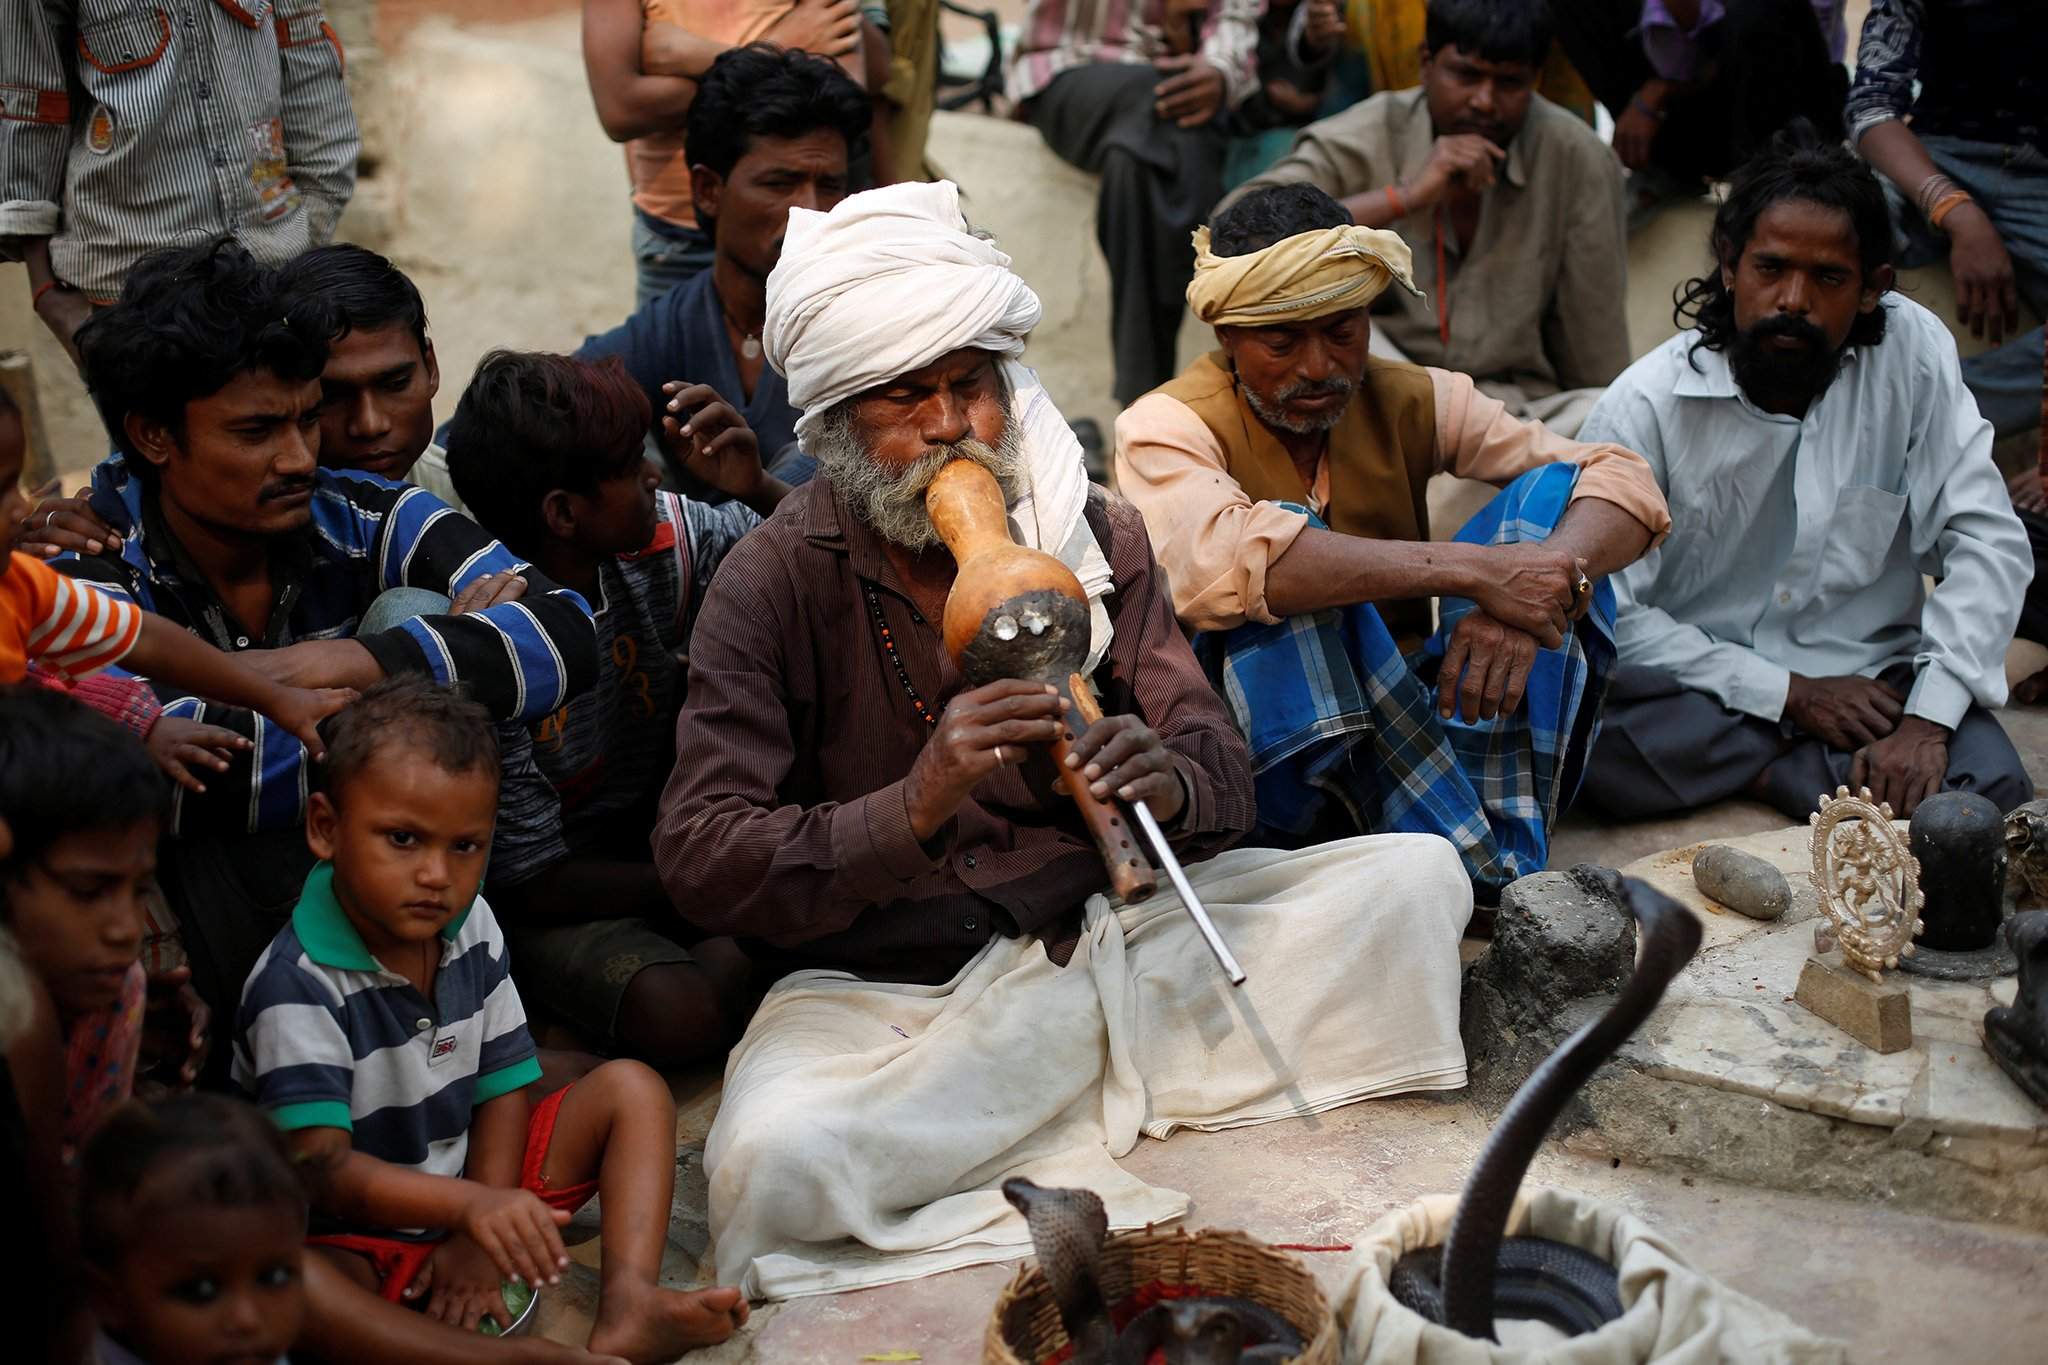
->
[1676, 120, 1892, 360]
[279, 243, 430, 357]
[1209, 183, 1354, 258]
[78, 1095, 308, 1268]
[686, 42, 870, 196]
[0, 687, 168, 884]
[443, 350, 650, 556]
[1424, 0, 1555, 69]
[74, 239, 334, 473]
[316, 673, 499, 801]
[0, 384, 17, 417]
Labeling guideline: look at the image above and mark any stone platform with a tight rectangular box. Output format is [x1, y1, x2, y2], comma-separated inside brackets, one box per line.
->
[1534, 827, 2048, 1230]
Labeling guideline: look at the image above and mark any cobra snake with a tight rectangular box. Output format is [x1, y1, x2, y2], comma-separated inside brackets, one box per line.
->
[1000, 872, 1699, 1357]
[1390, 870, 1702, 1340]
[1003, 1179, 1304, 1365]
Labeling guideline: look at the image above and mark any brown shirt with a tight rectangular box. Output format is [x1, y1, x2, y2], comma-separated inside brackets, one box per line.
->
[1222, 89, 1631, 400]
[653, 477, 1255, 983]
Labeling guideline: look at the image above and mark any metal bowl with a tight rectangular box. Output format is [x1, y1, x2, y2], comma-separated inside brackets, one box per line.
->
[482, 1282, 538, 1338]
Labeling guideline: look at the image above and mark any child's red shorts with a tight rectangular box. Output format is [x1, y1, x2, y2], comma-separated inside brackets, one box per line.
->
[306, 1084, 598, 1302]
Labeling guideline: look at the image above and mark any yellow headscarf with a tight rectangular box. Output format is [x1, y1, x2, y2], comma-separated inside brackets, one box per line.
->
[1185, 223, 1423, 327]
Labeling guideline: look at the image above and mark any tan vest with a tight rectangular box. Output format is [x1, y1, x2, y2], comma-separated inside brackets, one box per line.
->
[1158, 353, 1440, 646]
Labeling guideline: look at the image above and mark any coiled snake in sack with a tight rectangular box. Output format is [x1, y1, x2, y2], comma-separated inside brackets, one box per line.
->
[1001, 872, 1699, 1358]
[1389, 870, 1702, 1340]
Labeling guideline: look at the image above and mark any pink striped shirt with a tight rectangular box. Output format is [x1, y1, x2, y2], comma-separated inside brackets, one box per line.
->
[1007, 0, 1265, 108]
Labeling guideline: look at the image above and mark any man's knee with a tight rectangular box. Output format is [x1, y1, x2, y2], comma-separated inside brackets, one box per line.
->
[708, 1084, 848, 1218]
[1950, 717, 2036, 813]
[614, 963, 731, 1065]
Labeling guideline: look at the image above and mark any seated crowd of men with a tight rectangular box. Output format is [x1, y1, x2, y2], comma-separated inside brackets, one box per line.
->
[4, 1, 2045, 1361]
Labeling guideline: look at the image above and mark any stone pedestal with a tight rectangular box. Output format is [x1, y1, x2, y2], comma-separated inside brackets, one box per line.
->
[1794, 954, 1914, 1053]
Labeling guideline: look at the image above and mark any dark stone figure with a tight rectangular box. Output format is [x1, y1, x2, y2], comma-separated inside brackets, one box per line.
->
[1984, 911, 2048, 1110]
[1910, 791, 2007, 951]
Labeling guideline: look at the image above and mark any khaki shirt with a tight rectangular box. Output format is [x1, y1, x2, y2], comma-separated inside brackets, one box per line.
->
[1224, 89, 1630, 401]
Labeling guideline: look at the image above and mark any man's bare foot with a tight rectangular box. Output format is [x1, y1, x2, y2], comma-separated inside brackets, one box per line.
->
[2018, 666, 2048, 706]
[588, 1282, 749, 1362]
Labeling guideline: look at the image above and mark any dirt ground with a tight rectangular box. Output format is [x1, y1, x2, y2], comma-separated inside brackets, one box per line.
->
[8, 3, 2046, 1359]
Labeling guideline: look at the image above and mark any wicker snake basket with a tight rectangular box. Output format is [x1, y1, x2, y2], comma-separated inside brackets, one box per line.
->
[982, 1226, 1339, 1364]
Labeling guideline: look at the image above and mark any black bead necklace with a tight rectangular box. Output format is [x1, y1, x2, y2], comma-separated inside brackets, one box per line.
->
[863, 580, 938, 729]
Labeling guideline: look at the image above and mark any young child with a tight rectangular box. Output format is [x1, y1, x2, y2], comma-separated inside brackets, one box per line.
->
[0, 687, 171, 1168]
[1, 687, 174, 1360]
[79, 1095, 309, 1365]
[233, 675, 748, 1361]
[0, 386, 354, 755]
[444, 351, 763, 1067]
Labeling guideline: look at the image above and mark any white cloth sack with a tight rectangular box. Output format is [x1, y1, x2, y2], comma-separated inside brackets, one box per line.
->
[1337, 1189, 1847, 1364]
[762, 179, 1113, 668]
[704, 834, 1473, 1300]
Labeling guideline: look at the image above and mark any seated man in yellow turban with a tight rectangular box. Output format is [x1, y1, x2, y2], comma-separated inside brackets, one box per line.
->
[1116, 184, 1671, 894]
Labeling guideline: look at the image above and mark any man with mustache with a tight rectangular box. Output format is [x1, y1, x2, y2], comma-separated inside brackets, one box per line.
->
[1116, 183, 1669, 894]
[45, 239, 599, 1037]
[656, 182, 1475, 1299]
[1579, 129, 2032, 822]
[1221, 0, 1628, 436]
[576, 42, 869, 499]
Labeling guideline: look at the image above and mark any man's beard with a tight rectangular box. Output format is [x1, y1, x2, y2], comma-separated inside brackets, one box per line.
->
[808, 401, 1028, 551]
[1729, 313, 1849, 411]
[1242, 376, 1356, 435]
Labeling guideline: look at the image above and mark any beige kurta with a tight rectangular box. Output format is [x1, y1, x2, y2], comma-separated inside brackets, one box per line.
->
[1114, 366, 1671, 633]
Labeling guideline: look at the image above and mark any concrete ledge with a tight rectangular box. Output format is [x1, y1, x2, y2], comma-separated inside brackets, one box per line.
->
[1469, 827, 2048, 1231]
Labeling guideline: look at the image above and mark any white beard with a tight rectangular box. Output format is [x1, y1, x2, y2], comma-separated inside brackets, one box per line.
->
[807, 399, 1029, 550]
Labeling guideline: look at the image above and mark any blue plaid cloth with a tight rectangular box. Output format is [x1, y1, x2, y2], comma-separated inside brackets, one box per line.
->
[1200, 464, 1616, 893]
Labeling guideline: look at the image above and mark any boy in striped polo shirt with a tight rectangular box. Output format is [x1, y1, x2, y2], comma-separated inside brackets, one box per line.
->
[233, 675, 747, 1359]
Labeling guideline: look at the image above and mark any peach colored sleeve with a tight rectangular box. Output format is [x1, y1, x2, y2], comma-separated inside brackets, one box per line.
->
[1113, 393, 1311, 632]
[1429, 369, 1671, 544]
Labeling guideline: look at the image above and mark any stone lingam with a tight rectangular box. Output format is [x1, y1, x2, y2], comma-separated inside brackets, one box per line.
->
[1899, 790, 2017, 980]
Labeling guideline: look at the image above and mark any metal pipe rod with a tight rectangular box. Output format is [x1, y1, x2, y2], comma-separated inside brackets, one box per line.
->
[1128, 801, 1247, 986]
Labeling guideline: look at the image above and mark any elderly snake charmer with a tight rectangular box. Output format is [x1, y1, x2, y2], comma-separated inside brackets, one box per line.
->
[652, 181, 1476, 1300]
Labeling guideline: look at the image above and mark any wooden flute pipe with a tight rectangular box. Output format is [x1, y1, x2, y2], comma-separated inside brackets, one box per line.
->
[1070, 673, 1248, 986]
[927, 459, 1156, 904]
[1053, 677, 1159, 905]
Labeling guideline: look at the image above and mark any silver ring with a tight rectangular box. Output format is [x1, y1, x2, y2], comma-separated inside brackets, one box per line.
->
[998, 745, 1010, 765]
[42, 508, 57, 530]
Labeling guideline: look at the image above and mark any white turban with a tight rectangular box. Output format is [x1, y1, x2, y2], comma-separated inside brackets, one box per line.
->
[762, 180, 1114, 671]
[764, 180, 1043, 444]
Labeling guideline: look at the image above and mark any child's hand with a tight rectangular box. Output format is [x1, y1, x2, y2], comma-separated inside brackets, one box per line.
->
[16, 482, 122, 557]
[456, 1186, 571, 1289]
[146, 715, 252, 793]
[408, 1233, 519, 1331]
[264, 686, 357, 761]
[141, 964, 211, 1089]
[661, 381, 765, 501]
[448, 569, 528, 615]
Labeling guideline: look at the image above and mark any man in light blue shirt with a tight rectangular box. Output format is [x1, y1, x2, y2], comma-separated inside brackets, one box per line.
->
[1581, 129, 2033, 822]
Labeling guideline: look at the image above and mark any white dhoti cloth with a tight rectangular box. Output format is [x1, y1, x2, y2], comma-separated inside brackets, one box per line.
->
[705, 834, 1473, 1299]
